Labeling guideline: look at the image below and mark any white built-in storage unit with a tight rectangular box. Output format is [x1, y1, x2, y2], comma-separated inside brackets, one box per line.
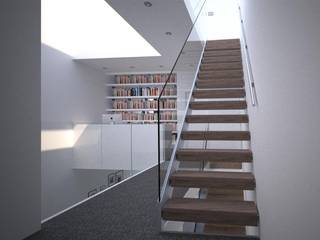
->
[101, 124, 158, 170]
[73, 124, 160, 171]
[73, 73, 177, 170]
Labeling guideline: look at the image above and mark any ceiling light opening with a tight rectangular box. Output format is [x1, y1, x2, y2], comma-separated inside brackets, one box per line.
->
[144, 1, 152, 7]
[42, 0, 160, 59]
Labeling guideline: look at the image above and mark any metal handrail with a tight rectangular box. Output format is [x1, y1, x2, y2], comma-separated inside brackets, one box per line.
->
[239, 6, 258, 106]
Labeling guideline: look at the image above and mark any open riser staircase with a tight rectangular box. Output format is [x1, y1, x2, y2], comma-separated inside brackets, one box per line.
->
[161, 39, 259, 238]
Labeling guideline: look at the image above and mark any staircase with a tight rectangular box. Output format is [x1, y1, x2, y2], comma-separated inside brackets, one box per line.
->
[161, 39, 259, 237]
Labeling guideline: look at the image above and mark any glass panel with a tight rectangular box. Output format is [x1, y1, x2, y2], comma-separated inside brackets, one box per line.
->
[158, 0, 209, 200]
[72, 122, 159, 185]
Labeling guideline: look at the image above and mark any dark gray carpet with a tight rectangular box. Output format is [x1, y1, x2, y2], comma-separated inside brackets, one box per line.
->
[27, 166, 256, 240]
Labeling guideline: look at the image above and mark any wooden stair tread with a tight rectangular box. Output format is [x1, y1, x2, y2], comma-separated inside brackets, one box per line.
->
[204, 224, 246, 236]
[193, 89, 245, 99]
[189, 100, 247, 110]
[181, 131, 251, 141]
[204, 188, 247, 235]
[207, 189, 244, 201]
[199, 69, 243, 79]
[205, 39, 240, 51]
[162, 198, 258, 226]
[196, 79, 244, 89]
[186, 114, 249, 123]
[210, 162, 243, 169]
[202, 55, 242, 64]
[203, 49, 241, 58]
[200, 62, 242, 71]
[176, 149, 253, 162]
[170, 170, 255, 189]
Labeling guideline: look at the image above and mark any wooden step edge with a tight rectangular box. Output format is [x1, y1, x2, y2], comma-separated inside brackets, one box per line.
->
[169, 171, 255, 189]
[203, 49, 242, 57]
[198, 72, 244, 79]
[176, 149, 253, 162]
[196, 79, 245, 89]
[185, 115, 249, 124]
[160, 229, 259, 239]
[202, 59, 242, 64]
[200, 66, 243, 71]
[189, 101, 248, 110]
[204, 224, 247, 237]
[162, 198, 259, 226]
[192, 89, 246, 99]
[181, 131, 251, 141]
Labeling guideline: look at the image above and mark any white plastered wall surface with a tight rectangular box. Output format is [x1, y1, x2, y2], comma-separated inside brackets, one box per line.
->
[240, 0, 320, 239]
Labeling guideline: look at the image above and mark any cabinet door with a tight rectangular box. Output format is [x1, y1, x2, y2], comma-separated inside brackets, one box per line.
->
[102, 125, 131, 170]
[132, 125, 157, 171]
[73, 124, 102, 169]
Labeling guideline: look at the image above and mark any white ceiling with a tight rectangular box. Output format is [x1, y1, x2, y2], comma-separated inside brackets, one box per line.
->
[77, 0, 241, 74]
[77, 0, 195, 74]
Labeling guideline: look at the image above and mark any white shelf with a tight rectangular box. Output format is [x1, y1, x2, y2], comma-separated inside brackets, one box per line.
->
[106, 82, 176, 87]
[105, 95, 177, 99]
[118, 120, 177, 123]
[106, 108, 177, 112]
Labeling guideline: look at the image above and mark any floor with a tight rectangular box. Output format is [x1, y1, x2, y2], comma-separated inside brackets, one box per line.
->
[27, 166, 256, 240]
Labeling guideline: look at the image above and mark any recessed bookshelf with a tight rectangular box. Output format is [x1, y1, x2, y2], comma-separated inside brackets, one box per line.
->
[104, 73, 177, 125]
[105, 108, 177, 112]
[105, 96, 177, 99]
[105, 82, 176, 87]
[116, 120, 178, 123]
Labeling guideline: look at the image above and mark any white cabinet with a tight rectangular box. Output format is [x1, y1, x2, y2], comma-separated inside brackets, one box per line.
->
[101, 125, 131, 170]
[131, 124, 157, 170]
[73, 124, 102, 169]
[74, 124, 159, 171]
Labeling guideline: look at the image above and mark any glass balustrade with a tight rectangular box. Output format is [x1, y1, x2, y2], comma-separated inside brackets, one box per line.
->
[157, 0, 209, 201]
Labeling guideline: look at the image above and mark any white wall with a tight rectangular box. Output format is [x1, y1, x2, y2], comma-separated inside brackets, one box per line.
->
[240, 1, 320, 239]
[41, 44, 113, 220]
[0, 1, 41, 239]
[41, 44, 109, 124]
[206, 0, 240, 40]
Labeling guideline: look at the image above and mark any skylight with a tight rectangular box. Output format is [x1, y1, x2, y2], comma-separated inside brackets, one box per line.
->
[41, 0, 161, 59]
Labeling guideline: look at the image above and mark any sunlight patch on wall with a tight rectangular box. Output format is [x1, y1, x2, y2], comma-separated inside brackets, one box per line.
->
[73, 124, 89, 144]
[41, 129, 74, 151]
[41, 124, 88, 151]
[41, 0, 161, 59]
